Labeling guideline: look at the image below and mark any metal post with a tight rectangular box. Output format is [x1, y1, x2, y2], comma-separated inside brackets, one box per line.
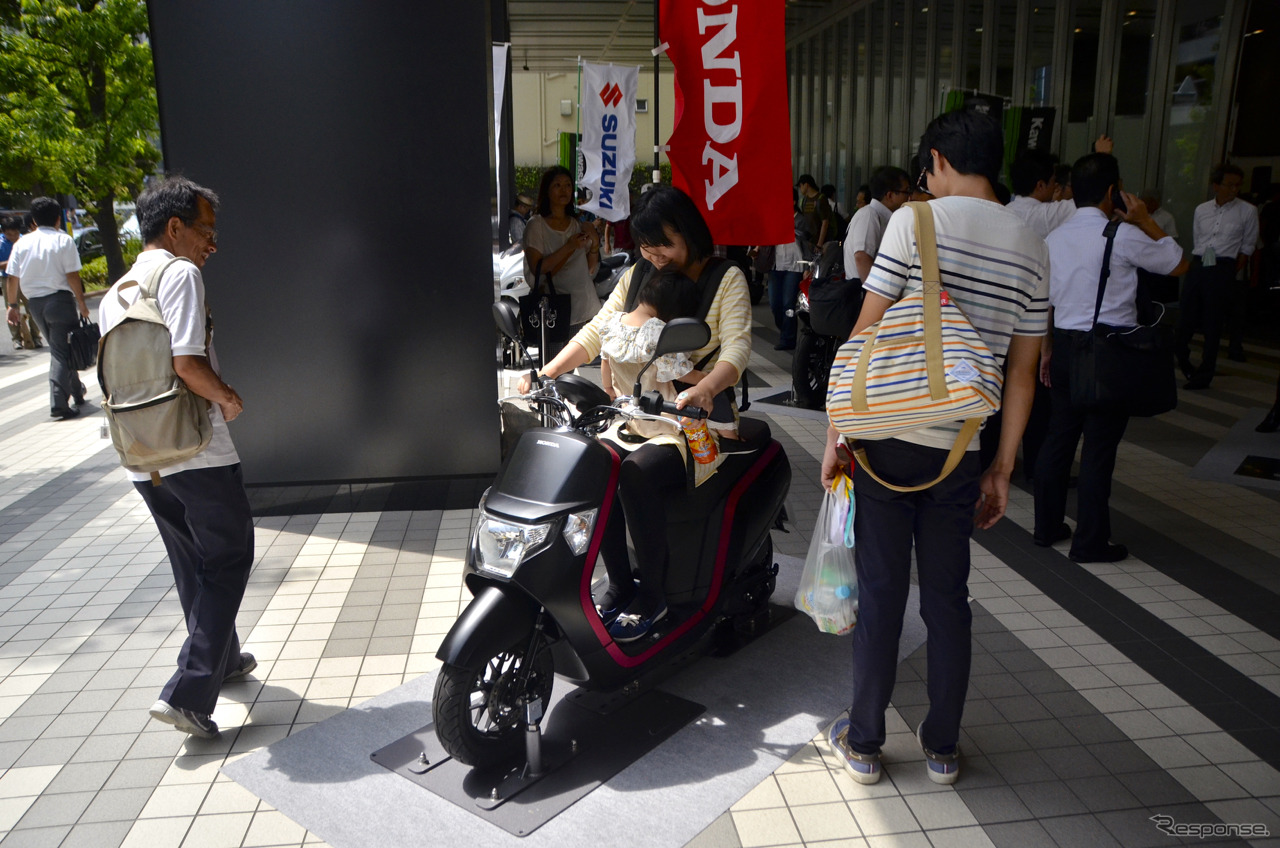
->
[653, 0, 661, 181]
[523, 698, 545, 778]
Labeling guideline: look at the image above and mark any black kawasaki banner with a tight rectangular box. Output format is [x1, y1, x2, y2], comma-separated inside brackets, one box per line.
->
[1015, 107, 1056, 154]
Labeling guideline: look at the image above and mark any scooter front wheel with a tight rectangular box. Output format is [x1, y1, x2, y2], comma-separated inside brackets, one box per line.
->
[432, 634, 554, 768]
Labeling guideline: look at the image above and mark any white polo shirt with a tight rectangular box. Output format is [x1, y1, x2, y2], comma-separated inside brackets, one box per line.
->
[1192, 197, 1259, 260]
[100, 249, 240, 480]
[6, 227, 81, 298]
[1046, 207, 1184, 331]
[1006, 195, 1076, 240]
[842, 198, 892, 280]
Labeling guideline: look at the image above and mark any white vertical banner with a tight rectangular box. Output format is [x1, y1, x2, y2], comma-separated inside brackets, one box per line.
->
[492, 43, 508, 181]
[578, 61, 638, 223]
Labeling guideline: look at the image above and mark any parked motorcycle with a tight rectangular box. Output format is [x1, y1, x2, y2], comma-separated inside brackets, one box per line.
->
[433, 300, 791, 770]
[593, 249, 632, 301]
[791, 244, 860, 409]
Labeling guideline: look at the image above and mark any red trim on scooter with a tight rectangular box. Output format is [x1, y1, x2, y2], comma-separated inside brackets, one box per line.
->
[601, 441, 782, 666]
[581, 441, 622, 645]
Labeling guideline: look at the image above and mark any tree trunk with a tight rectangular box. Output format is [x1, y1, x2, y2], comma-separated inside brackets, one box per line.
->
[94, 193, 126, 284]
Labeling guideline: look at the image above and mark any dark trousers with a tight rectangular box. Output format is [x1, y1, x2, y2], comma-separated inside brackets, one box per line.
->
[25, 290, 80, 411]
[135, 464, 254, 715]
[1174, 257, 1235, 383]
[979, 378, 1051, 482]
[1227, 276, 1249, 357]
[768, 270, 802, 347]
[598, 442, 685, 608]
[1034, 332, 1130, 556]
[847, 438, 980, 756]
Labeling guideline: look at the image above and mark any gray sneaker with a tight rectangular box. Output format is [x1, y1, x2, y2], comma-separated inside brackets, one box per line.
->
[223, 652, 257, 682]
[149, 700, 219, 739]
[827, 717, 882, 784]
[917, 723, 960, 784]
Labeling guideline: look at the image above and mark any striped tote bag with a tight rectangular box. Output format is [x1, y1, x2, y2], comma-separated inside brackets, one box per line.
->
[825, 201, 1003, 491]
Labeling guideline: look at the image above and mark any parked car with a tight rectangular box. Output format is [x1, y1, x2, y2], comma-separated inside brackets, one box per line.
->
[73, 227, 105, 261]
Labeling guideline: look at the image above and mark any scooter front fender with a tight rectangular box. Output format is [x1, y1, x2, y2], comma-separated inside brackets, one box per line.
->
[435, 583, 540, 669]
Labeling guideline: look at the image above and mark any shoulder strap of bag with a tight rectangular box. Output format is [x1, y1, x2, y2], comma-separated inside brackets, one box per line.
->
[623, 258, 656, 313]
[908, 201, 949, 403]
[532, 258, 558, 297]
[691, 259, 736, 370]
[1091, 219, 1123, 330]
[849, 418, 982, 493]
[115, 257, 190, 309]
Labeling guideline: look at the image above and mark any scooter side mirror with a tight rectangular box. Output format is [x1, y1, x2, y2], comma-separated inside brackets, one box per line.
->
[555, 373, 611, 410]
[634, 317, 712, 394]
[493, 299, 523, 343]
[654, 317, 711, 357]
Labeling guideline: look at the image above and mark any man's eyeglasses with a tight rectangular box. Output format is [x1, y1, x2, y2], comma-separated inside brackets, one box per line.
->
[189, 223, 218, 244]
[916, 168, 933, 197]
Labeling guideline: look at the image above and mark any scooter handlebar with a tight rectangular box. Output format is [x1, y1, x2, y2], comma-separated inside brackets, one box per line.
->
[660, 400, 707, 419]
[635, 390, 707, 419]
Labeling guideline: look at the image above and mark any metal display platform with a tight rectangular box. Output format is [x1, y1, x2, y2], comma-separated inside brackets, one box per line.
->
[370, 686, 705, 837]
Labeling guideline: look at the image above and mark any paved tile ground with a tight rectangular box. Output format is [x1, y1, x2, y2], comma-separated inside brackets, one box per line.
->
[1, 298, 1278, 847]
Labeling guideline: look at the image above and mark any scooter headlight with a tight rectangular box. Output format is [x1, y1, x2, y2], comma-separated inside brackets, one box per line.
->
[562, 508, 598, 556]
[475, 514, 555, 577]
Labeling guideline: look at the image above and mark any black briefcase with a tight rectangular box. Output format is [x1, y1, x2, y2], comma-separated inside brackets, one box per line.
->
[67, 318, 101, 371]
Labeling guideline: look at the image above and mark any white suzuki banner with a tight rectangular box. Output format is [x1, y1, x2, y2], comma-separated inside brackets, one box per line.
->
[579, 61, 638, 223]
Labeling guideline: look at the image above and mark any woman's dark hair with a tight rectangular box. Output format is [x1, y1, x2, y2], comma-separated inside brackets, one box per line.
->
[1070, 153, 1121, 208]
[535, 165, 574, 217]
[917, 110, 1005, 188]
[137, 176, 220, 243]
[637, 268, 700, 322]
[630, 185, 713, 265]
[30, 197, 62, 228]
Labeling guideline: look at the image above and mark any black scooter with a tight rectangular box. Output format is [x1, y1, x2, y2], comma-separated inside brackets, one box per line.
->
[791, 244, 860, 409]
[433, 301, 791, 771]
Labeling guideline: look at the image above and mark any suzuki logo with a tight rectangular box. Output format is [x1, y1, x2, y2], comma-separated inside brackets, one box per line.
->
[599, 82, 623, 108]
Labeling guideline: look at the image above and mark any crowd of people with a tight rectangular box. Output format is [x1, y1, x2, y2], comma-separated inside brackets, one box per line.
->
[3, 115, 1275, 781]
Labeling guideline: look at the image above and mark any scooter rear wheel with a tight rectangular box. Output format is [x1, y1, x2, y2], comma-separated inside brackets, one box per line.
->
[792, 330, 835, 409]
[432, 635, 554, 768]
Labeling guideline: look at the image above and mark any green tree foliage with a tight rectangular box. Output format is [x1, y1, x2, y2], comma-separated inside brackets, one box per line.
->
[0, 0, 159, 283]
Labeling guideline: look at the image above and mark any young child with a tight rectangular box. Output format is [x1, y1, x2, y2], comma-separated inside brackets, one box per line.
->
[599, 269, 702, 419]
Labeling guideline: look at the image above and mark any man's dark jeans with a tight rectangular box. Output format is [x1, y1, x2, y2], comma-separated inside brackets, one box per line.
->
[25, 290, 79, 411]
[847, 438, 980, 756]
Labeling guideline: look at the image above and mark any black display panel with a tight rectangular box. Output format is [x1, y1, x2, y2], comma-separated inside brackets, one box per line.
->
[146, 1, 500, 485]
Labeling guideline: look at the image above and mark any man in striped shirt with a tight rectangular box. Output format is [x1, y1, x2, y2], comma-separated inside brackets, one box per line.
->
[824, 111, 1049, 788]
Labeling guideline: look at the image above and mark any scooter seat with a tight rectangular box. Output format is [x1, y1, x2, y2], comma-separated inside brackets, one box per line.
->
[720, 417, 771, 454]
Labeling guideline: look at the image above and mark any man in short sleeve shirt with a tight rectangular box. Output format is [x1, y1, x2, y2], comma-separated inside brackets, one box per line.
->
[842, 166, 910, 284]
[1175, 163, 1259, 388]
[1034, 154, 1186, 564]
[5, 198, 89, 417]
[99, 177, 254, 740]
[822, 111, 1049, 787]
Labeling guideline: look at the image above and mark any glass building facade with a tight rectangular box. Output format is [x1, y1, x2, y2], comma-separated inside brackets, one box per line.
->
[785, 0, 1273, 240]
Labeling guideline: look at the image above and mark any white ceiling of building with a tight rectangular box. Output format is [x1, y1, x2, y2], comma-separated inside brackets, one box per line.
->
[505, 0, 837, 72]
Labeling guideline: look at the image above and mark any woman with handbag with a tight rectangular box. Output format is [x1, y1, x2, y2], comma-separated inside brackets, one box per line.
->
[518, 186, 753, 642]
[523, 166, 602, 333]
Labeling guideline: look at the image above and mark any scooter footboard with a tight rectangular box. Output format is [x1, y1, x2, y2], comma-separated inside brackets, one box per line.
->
[435, 583, 539, 669]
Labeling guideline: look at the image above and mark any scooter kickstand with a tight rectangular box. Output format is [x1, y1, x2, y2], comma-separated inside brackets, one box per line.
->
[523, 697, 545, 779]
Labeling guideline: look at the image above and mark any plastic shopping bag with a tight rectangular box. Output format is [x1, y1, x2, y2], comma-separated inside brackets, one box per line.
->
[795, 471, 858, 635]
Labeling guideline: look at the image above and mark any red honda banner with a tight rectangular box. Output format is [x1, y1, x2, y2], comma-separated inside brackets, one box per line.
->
[660, 0, 794, 246]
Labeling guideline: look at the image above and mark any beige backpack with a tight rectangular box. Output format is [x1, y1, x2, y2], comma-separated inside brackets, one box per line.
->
[97, 258, 213, 481]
